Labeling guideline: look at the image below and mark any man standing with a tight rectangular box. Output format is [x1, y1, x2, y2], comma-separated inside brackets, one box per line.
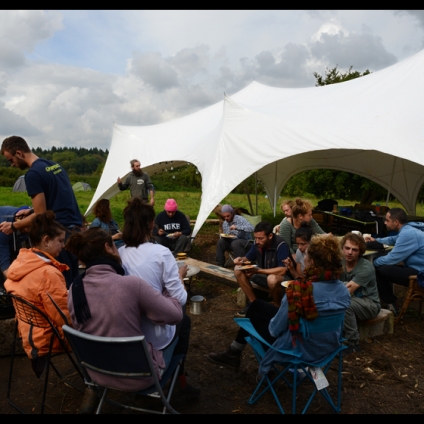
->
[340, 233, 380, 354]
[153, 199, 191, 256]
[233, 221, 291, 315]
[365, 208, 424, 315]
[215, 205, 254, 267]
[117, 159, 154, 205]
[0, 136, 82, 287]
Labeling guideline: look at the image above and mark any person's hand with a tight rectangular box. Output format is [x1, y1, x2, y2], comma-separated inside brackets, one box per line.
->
[178, 264, 188, 279]
[233, 257, 243, 266]
[15, 208, 32, 219]
[364, 235, 375, 242]
[0, 221, 13, 235]
[150, 197, 155, 207]
[230, 224, 237, 231]
[112, 232, 122, 240]
[158, 229, 165, 236]
[173, 231, 181, 238]
[117, 177, 121, 184]
[244, 267, 259, 278]
[283, 257, 294, 273]
[273, 224, 280, 234]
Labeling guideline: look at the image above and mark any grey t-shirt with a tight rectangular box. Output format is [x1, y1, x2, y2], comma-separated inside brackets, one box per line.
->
[340, 257, 380, 305]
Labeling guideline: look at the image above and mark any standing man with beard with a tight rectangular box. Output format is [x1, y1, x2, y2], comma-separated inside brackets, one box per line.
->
[117, 159, 155, 206]
[0, 136, 82, 288]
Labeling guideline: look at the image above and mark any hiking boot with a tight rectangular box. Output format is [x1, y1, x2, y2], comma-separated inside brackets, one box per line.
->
[207, 347, 241, 371]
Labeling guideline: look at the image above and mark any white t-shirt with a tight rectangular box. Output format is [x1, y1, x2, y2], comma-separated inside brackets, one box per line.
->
[295, 248, 306, 271]
[119, 242, 187, 349]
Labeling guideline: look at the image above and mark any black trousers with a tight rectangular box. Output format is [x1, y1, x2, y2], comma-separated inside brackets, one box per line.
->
[375, 264, 418, 304]
[235, 299, 278, 346]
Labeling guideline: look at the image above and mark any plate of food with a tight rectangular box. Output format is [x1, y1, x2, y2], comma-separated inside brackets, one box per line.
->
[166, 233, 176, 238]
[220, 233, 236, 238]
[235, 264, 259, 271]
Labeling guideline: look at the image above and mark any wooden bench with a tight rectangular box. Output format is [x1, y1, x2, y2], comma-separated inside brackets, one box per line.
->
[358, 308, 394, 340]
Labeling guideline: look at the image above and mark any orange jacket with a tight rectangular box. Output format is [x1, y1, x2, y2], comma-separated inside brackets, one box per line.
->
[5, 248, 71, 358]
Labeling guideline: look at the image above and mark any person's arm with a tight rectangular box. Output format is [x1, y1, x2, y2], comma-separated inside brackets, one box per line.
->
[161, 251, 188, 306]
[245, 242, 290, 278]
[232, 215, 254, 233]
[90, 218, 101, 228]
[117, 175, 129, 191]
[374, 231, 416, 267]
[310, 218, 326, 235]
[279, 220, 295, 255]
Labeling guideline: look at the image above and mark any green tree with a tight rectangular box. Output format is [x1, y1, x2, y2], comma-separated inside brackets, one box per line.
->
[313, 65, 371, 87]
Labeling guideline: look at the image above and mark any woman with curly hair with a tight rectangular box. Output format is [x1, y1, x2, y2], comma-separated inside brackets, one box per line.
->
[279, 197, 326, 256]
[207, 234, 350, 373]
[90, 198, 123, 248]
[4, 211, 70, 375]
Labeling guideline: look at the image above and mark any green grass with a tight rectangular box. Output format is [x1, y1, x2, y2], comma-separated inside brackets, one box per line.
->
[1, 187, 423, 230]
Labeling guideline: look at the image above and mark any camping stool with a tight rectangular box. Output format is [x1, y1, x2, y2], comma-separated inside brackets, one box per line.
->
[395, 275, 424, 324]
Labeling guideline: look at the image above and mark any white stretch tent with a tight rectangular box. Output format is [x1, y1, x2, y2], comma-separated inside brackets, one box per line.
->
[87, 49, 424, 237]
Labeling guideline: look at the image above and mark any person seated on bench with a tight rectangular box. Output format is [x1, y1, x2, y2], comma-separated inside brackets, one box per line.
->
[364, 208, 424, 315]
[207, 234, 350, 372]
[215, 204, 254, 267]
[279, 198, 326, 257]
[273, 199, 294, 234]
[233, 222, 291, 316]
[340, 233, 380, 355]
[153, 198, 191, 256]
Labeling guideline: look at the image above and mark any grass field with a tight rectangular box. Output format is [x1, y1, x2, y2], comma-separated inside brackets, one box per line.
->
[2, 186, 424, 230]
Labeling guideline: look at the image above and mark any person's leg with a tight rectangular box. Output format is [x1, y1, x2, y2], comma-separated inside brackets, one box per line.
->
[230, 239, 250, 259]
[235, 269, 257, 302]
[344, 297, 379, 346]
[173, 235, 189, 255]
[375, 265, 417, 304]
[207, 300, 278, 371]
[216, 238, 231, 267]
[267, 274, 285, 306]
[154, 235, 171, 249]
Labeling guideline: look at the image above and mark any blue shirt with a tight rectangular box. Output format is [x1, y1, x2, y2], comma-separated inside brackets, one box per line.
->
[25, 158, 82, 228]
[374, 222, 424, 272]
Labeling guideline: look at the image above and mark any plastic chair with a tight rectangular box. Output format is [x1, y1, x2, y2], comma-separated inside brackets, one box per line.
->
[234, 312, 347, 414]
[396, 275, 424, 324]
[62, 325, 184, 414]
[6, 294, 83, 414]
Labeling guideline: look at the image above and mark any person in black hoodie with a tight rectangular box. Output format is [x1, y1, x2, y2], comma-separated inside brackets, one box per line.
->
[153, 199, 191, 256]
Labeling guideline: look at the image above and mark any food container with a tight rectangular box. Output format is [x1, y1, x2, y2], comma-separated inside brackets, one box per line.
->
[190, 295, 205, 315]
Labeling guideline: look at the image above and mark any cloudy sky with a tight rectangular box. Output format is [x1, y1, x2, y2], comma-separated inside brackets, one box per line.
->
[1, 10, 424, 150]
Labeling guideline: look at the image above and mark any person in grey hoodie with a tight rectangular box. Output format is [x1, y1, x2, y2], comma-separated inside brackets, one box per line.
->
[365, 208, 424, 314]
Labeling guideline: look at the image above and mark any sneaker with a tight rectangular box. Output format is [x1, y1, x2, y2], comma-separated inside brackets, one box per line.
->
[207, 347, 241, 371]
[387, 303, 399, 317]
[235, 301, 251, 318]
[343, 344, 361, 356]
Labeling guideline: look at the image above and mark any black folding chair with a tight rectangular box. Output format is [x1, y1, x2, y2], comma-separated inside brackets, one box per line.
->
[62, 325, 184, 414]
[7, 294, 83, 414]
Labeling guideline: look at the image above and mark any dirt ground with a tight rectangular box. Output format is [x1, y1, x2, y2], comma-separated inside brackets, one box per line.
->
[1, 223, 424, 414]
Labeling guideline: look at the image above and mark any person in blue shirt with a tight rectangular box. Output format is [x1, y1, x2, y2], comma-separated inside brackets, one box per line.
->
[0, 136, 82, 288]
[365, 208, 424, 314]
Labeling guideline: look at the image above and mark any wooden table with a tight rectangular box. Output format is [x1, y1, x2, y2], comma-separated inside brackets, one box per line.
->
[324, 211, 378, 235]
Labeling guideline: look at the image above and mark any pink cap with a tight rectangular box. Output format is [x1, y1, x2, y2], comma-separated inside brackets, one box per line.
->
[164, 199, 178, 212]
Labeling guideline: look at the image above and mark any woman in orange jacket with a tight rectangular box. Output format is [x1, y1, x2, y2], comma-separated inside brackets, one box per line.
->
[5, 211, 71, 373]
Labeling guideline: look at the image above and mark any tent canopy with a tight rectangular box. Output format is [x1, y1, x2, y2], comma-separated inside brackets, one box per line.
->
[87, 49, 424, 237]
[13, 175, 26, 193]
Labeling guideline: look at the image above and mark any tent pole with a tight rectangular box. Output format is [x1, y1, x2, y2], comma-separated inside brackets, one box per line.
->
[273, 162, 278, 217]
[255, 172, 258, 216]
[386, 157, 397, 206]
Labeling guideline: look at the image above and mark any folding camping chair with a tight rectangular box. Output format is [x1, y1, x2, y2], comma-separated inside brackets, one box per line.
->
[62, 325, 185, 414]
[234, 312, 347, 414]
[6, 294, 83, 414]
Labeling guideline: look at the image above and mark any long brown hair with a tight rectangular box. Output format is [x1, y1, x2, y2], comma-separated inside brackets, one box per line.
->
[122, 198, 155, 248]
[93, 199, 112, 223]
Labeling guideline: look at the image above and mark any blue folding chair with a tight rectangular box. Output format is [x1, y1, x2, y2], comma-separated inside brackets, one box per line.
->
[234, 312, 347, 414]
[62, 325, 184, 414]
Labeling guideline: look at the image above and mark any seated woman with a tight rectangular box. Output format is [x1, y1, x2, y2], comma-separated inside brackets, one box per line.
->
[118, 197, 199, 396]
[207, 234, 350, 372]
[279, 198, 326, 256]
[90, 198, 123, 248]
[284, 222, 313, 279]
[66, 228, 184, 392]
[4, 211, 71, 375]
